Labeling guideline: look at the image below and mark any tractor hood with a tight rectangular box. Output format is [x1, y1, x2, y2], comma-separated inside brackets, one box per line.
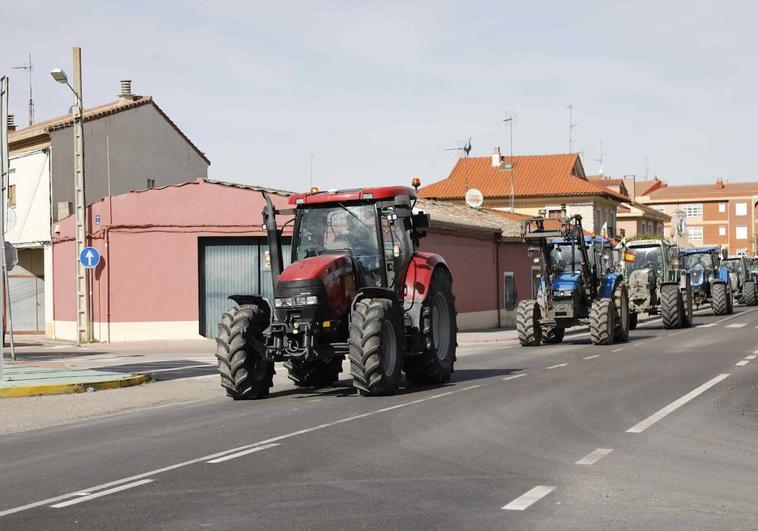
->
[690, 265, 706, 287]
[552, 272, 582, 292]
[629, 268, 654, 289]
[279, 254, 352, 283]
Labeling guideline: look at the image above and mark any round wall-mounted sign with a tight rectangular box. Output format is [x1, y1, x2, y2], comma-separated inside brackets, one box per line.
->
[465, 188, 484, 208]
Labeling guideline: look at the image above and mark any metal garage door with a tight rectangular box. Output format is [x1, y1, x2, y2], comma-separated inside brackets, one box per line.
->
[199, 237, 291, 338]
[6, 265, 44, 332]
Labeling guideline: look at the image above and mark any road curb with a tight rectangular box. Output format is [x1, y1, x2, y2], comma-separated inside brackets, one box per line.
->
[0, 373, 152, 399]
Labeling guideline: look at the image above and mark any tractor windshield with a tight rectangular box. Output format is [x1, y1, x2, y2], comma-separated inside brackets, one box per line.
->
[747, 257, 758, 270]
[551, 243, 584, 273]
[626, 246, 664, 277]
[294, 204, 382, 287]
[683, 253, 713, 271]
[723, 259, 742, 273]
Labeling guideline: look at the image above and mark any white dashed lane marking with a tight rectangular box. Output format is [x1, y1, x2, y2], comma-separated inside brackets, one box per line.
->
[575, 448, 613, 465]
[206, 443, 279, 464]
[502, 374, 526, 381]
[502, 486, 556, 511]
[583, 355, 600, 360]
[726, 323, 747, 328]
[546, 363, 568, 370]
[736, 360, 750, 367]
[50, 480, 155, 509]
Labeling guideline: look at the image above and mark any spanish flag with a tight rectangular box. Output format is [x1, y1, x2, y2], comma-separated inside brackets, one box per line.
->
[623, 251, 636, 263]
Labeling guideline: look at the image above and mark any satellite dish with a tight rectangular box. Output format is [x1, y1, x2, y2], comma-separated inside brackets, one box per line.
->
[5, 207, 16, 233]
[465, 188, 484, 208]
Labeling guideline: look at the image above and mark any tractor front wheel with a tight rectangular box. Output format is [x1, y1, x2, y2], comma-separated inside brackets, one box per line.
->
[516, 300, 542, 346]
[349, 299, 404, 396]
[614, 284, 630, 342]
[590, 298, 616, 345]
[661, 284, 684, 329]
[712, 282, 729, 316]
[216, 305, 275, 400]
[629, 312, 638, 330]
[542, 325, 565, 344]
[404, 269, 457, 386]
[743, 280, 757, 306]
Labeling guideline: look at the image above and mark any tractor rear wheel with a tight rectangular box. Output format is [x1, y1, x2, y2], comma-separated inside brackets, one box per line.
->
[743, 281, 757, 306]
[542, 325, 565, 344]
[726, 283, 735, 314]
[590, 298, 616, 345]
[661, 284, 684, 329]
[349, 299, 404, 396]
[614, 284, 630, 342]
[712, 282, 729, 316]
[516, 300, 542, 346]
[216, 305, 275, 400]
[404, 269, 457, 386]
[629, 312, 638, 330]
[284, 357, 343, 388]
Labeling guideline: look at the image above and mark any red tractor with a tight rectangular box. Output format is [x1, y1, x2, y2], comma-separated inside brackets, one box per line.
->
[215, 182, 457, 399]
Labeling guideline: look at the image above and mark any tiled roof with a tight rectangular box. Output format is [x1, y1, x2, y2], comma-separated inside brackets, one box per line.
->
[632, 178, 666, 196]
[8, 96, 210, 164]
[646, 181, 758, 201]
[617, 201, 671, 221]
[416, 199, 522, 238]
[420, 154, 627, 202]
[127, 177, 292, 197]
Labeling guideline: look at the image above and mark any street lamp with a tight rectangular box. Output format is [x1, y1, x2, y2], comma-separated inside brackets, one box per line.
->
[50, 48, 90, 343]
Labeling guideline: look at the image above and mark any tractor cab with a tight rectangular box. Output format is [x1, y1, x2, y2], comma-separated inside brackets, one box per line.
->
[679, 246, 733, 314]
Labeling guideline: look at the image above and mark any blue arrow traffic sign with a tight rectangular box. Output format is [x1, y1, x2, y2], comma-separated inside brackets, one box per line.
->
[80, 246, 101, 269]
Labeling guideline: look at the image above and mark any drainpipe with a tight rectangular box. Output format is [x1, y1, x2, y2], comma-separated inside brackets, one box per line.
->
[495, 232, 502, 328]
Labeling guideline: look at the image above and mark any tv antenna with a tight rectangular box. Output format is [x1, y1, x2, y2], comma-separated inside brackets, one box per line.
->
[595, 139, 606, 175]
[503, 113, 516, 212]
[567, 104, 577, 153]
[644, 156, 649, 179]
[12, 52, 34, 125]
[446, 137, 472, 189]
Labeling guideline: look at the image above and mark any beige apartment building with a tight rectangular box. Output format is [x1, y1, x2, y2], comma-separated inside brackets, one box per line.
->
[641, 179, 758, 254]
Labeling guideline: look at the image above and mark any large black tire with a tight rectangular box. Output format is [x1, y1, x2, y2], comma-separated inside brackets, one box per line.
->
[744, 281, 757, 306]
[726, 283, 735, 314]
[349, 299, 404, 396]
[542, 325, 565, 344]
[661, 284, 684, 329]
[712, 282, 728, 316]
[216, 305, 275, 400]
[516, 300, 542, 346]
[284, 357, 343, 388]
[404, 269, 457, 385]
[629, 312, 638, 330]
[614, 284, 630, 342]
[590, 298, 616, 345]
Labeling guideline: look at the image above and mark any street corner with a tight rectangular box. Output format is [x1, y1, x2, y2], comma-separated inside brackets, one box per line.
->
[0, 365, 151, 398]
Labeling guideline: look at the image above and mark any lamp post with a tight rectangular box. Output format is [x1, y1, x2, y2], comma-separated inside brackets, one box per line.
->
[50, 47, 90, 343]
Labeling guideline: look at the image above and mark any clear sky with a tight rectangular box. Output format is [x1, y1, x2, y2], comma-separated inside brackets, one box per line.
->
[2, 1, 756, 192]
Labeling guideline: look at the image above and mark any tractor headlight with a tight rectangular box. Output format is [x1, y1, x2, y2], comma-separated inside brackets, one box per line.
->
[275, 297, 294, 308]
[294, 295, 319, 306]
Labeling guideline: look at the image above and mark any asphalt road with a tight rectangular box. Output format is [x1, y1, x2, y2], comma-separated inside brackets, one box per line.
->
[1, 306, 757, 530]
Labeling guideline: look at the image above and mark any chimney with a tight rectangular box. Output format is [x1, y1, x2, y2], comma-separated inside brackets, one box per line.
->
[7, 114, 16, 132]
[119, 80, 135, 102]
[715, 178, 725, 189]
[491, 147, 502, 167]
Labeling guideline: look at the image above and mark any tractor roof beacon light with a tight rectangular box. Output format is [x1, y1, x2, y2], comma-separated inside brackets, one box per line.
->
[412, 177, 421, 191]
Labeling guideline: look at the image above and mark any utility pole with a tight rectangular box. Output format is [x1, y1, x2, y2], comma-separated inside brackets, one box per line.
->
[503, 114, 515, 212]
[12, 53, 34, 125]
[567, 104, 577, 153]
[72, 48, 89, 343]
[0, 77, 8, 378]
[595, 139, 605, 174]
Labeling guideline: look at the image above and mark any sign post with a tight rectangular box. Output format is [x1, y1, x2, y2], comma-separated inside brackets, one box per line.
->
[0, 77, 8, 379]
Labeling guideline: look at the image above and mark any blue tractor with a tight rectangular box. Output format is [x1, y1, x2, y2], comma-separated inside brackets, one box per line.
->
[680, 246, 734, 315]
[517, 214, 630, 346]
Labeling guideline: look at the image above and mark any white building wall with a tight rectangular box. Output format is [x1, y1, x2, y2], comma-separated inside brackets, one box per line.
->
[7, 149, 51, 247]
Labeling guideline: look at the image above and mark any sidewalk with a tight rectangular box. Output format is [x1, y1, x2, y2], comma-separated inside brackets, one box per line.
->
[0, 363, 149, 398]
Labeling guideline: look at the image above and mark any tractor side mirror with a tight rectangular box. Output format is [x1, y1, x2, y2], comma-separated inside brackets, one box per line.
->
[412, 212, 430, 228]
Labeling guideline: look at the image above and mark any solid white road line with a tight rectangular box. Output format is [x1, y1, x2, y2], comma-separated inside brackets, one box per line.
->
[626, 374, 730, 433]
[145, 364, 215, 373]
[502, 374, 526, 381]
[726, 323, 747, 328]
[736, 360, 749, 366]
[502, 485, 556, 511]
[546, 363, 568, 370]
[207, 443, 279, 464]
[0, 384, 483, 518]
[583, 355, 600, 360]
[575, 448, 613, 465]
[50, 480, 154, 509]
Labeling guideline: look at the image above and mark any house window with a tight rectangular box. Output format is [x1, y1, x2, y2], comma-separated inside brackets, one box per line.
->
[688, 226, 703, 241]
[736, 225, 748, 240]
[718, 202, 726, 213]
[504, 272, 517, 312]
[147, 179, 156, 189]
[719, 226, 726, 236]
[735, 202, 747, 216]
[7, 184, 16, 208]
[684, 203, 702, 218]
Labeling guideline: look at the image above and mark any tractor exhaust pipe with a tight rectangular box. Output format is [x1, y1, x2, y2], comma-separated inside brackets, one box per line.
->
[262, 192, 284, 286]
